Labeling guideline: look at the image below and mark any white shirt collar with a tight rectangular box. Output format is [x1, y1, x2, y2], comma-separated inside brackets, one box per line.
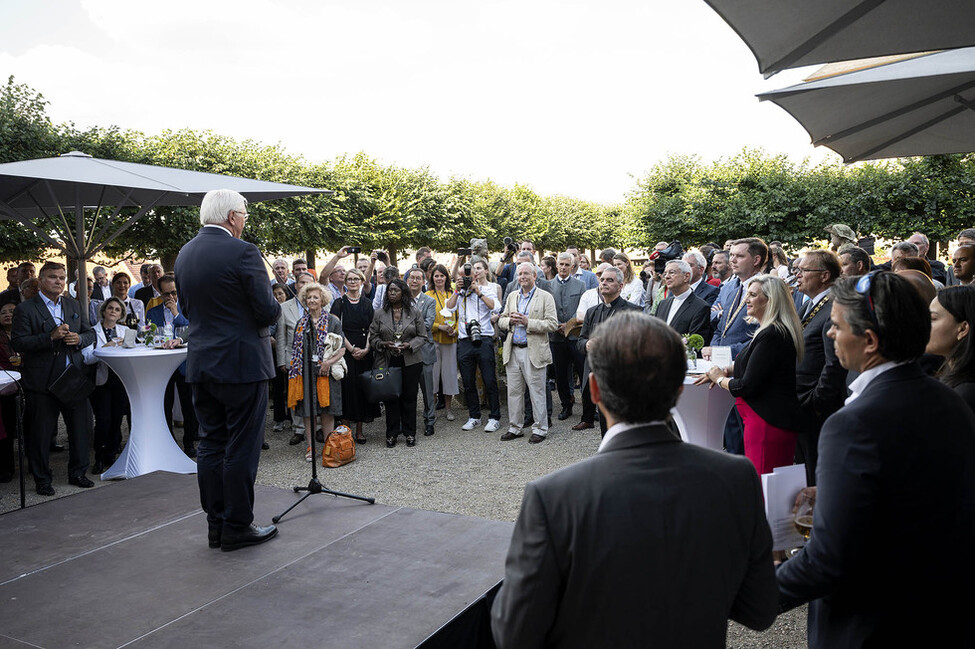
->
[203, 224, 232, 235]
[598, 420, 668, 453]
[808, 287, 831, 307]
[690, 278, 703, 291]
[671, 286, 692, 301]
[846, 360, 906, 404]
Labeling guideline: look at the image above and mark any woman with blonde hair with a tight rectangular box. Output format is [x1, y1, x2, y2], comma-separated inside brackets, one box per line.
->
[288, 282, 345, 461]
[698, 274, 804, 474]
[613, 252, 645, 307]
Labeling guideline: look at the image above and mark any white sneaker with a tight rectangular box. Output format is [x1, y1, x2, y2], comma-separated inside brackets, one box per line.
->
[462, 418, 480, 431]
[484, 419, 501, 433]
[272, 422, 284, 432]
[445, 411, 456, 421]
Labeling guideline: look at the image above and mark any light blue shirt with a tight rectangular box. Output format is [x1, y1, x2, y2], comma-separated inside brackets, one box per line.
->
[41, 293, 69, 367]
[513, 287, 536, 345]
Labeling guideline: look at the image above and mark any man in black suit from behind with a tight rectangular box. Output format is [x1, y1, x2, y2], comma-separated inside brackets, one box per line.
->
[11, 261, 96, 495]
[175, 189, 282, 551]
[777, 272, 975, 648]
[653, 259, 711, 342]
[792, 250, 847, 485]
[492, 312, 777, 648]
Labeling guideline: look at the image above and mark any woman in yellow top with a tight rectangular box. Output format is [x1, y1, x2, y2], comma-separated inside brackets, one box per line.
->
[426, 264, 459, 420]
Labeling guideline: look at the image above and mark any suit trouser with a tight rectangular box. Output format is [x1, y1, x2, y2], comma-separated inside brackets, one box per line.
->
[418, 359, 437, 427]
[457, 338, 501, 421]
[191, 380, 267, 531]
[506, 346, 549, 435]
[25, 391, 89, 486]
[722, 406, 745, 455]
[165, 371, 198, 447]
[384, 361, 422, 438]
[90, 372, 128, 464]
[550, 339, 585, 409]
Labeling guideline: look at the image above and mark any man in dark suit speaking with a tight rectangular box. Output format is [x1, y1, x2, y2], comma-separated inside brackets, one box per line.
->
[492, 312, 777, 648]
[175, 189, 282, 552]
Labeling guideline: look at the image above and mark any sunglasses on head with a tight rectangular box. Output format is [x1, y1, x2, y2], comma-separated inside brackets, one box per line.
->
[855, 271, 881, 331]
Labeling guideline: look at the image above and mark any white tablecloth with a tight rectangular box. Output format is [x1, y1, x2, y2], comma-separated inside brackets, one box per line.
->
[93, 346, 197, 480]
[672, 374, 735, 451]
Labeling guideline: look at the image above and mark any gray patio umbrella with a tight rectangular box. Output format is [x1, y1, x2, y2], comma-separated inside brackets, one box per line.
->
[704, 0, 975, 77]
[0, 151, 331, 323]
[757, 48, 975, 163]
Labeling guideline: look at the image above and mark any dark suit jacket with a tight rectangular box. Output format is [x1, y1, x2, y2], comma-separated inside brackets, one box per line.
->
[710, 276, 758, 357]
[576, 296, 641, 357]
[693, 279, 720, 306]
[654, 291, 711, 341]
[134, 284, 156, 310]
[795, 296, 846, 430]
[11, 294, 95, 394]
[729, 325, 801, 431]
[777, 364, 975, 648]
[491, 424, 777, 648]
[174, 226, 280, 384]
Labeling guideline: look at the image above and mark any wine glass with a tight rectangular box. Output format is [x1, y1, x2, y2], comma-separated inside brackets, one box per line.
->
[9, 350, 20, 367]
[792, 488, 816, 551]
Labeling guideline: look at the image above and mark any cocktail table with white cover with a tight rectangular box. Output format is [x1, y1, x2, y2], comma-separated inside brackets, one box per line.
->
[93, 346, 196, 480]
[672, 362, 735, 451]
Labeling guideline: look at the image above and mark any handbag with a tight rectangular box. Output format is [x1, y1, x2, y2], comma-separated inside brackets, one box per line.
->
[322, 424, 356, 468]
[49, 359, 95, 406]
[358, 366, 402, 404]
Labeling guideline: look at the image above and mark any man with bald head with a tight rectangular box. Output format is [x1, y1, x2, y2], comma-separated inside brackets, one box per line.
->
[953, 245, 975, 286]
[499, 262, 558, 443]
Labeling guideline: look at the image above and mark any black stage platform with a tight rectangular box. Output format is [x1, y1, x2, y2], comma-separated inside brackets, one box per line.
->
[0, 472, 513, 649]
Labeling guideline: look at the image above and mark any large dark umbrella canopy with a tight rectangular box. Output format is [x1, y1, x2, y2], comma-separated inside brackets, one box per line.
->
[758, 48, 975, 163]
[0, 151, 330, 324]
[705, 0, 975, 77]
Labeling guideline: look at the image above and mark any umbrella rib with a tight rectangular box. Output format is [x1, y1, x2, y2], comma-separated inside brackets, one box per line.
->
[765, 0, 886, 76]
[0, 198, 68, 252]
[88, 187, 138, 253]
[814, 79, 975, 145]
[846, 104, 968, 162]
[88, 193, 167, 257]
[85, 185, 109, 252]
[40, 180, 81, 256]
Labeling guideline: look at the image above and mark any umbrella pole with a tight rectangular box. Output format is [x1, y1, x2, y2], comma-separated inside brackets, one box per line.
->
[76, 196, 90, 327]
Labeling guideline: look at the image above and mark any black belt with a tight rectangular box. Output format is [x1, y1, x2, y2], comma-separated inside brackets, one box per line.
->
[512, 341, 528, 348]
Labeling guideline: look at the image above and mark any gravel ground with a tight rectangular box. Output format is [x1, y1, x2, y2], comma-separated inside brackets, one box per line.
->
[0, 402, 807, 648]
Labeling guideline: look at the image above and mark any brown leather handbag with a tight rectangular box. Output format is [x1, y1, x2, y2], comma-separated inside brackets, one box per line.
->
[321, 424, 356, 468]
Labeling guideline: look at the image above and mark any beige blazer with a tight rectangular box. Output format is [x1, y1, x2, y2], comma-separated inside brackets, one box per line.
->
[499, 286, 558, 369]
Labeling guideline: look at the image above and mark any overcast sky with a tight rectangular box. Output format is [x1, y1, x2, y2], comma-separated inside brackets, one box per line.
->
[0, 0, 836, 204]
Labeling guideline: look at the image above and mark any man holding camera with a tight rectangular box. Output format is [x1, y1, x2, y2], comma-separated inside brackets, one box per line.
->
[447, 259, 502, 433]
[499, 262, 558, 443]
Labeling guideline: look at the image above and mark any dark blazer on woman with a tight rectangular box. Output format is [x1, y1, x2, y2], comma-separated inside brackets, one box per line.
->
[728, 325, 800, 431]
[956, 382, 975, 414]
[369, 305, 428, 367]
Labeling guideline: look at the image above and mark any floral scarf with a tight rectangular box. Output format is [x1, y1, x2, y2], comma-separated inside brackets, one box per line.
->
[287, 310, 330, 409]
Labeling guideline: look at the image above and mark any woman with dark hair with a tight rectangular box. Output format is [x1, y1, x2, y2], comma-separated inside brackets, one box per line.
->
[927, 285, 975, 412]
[540, 256, 558, 281]
[82, 297, 131, 473]
[0, 298, 18, 481]
[426, 264, 458, 420]
[369, 278, 427, 447]
[268, 282, 290, 437]
[331, 268, 379, 444]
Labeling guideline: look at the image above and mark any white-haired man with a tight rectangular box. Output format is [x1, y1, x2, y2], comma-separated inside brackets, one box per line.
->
[683, 251, 720, 306]
[175, 189, 282, 551]
[499, 262, 558, 443]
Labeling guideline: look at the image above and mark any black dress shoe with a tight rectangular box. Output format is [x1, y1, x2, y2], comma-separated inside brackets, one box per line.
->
[0, 472, 12, 483]
[288, 433, 304, 446]
[261, 441, 270, 450]
[50, 442, 65, 453]
[69, 475, 95, 488]
[184, 444, 197, 459]
[208, 524, 222, 549]
[405, 436, 416, 447]
[528, 433, 546, 444]
[571, 420, 595, 431]
[92, 461, 104, 475]
[35, 483, 55, 496]
[220, 523, 278, 552]
[315, 429, 324, 443]
[558, 405, 573, 420]
[386, 437, 397, 448]
[424, 423, 435, 437]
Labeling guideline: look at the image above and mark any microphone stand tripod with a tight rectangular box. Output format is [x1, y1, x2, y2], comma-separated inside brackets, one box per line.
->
[273, 320, 374, 524]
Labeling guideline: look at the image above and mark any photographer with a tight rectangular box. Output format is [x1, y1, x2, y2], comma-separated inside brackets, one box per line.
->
[446, 259, 502, 433]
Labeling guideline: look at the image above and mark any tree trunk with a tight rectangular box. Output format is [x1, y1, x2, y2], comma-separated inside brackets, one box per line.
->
[161, 253, 177, 273]
[305, 250, 316, 278]
[387, 245, 399, 270]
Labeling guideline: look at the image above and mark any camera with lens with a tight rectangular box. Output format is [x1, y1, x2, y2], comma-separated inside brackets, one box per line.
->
[501, 236, 518, 261]
[374, 250, 390, 264]
[461, 262, 473, 291]
[466, 318, 482, 346]
[457, 247, 473, 257]
[649, 240, 684, 275]
[347, 246, 362, 255]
